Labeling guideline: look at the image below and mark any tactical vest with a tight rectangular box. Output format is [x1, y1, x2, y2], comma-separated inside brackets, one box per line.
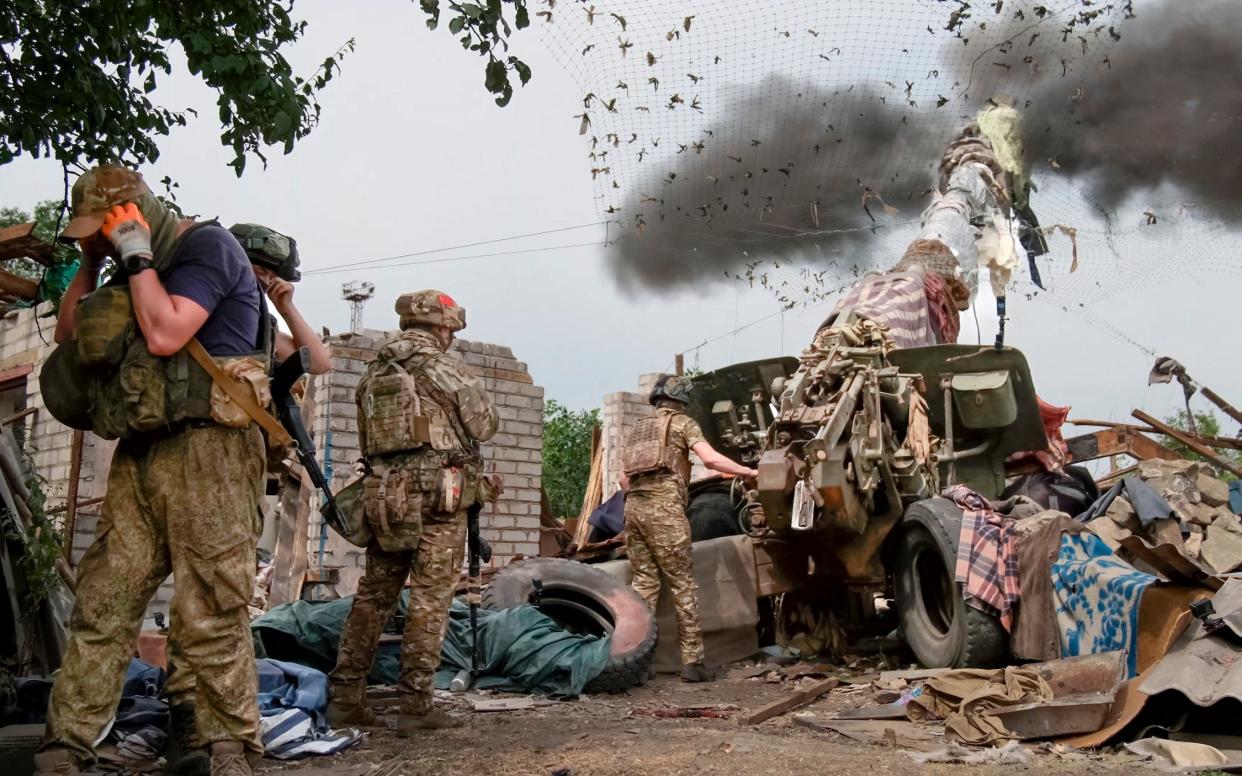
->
[359, 348, 469, 459]
[622, 412, 691, 483]
[39, 223, 273, 440]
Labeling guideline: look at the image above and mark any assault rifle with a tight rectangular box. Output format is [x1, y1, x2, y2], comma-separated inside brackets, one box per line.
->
[453, 447, 494, 692]
[270, 347, 347, 535]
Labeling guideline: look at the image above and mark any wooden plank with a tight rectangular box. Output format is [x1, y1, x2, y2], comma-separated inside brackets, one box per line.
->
[0, 222, 54, 264]
[0, 268, 39, 300]
[1133, 410, 1242, 478]
[268, 379, 318, 606]
[1071, 419, 1242, 452]
[741, 677, 841, 725]
[1066, 428, 1182, 464]
[571, 425, 604, 549]
[61, 431, 84, 561]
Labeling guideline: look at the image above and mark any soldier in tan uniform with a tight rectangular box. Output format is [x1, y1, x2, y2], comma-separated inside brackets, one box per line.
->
[35, 167, 270, 776]
[619, 374, 758, 682]
[326, 290, 499, 733]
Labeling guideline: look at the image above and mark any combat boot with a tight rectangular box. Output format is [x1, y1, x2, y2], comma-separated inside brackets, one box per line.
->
[164, 702, 210, 776]
[208, 741, 251, 776]
[325, 682, 378, 727]
[680, 662, 718, 683]
[32, 748, 80, 776]
[396, 710, 463, 735]
[325, 698, 378, 727]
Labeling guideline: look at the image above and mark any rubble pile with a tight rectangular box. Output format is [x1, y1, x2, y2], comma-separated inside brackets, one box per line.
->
[1085, 459, 1242, 575]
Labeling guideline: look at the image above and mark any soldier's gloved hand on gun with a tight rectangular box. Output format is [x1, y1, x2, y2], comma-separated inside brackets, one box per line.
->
[101, 203, 153, 262]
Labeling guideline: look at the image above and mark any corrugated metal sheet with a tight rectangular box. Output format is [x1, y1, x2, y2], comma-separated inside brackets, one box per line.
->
[1141, 578, 1242, 706]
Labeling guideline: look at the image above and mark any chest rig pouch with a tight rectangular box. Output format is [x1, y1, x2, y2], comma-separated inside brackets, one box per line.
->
[39, 222, 273, 440]
[622, 413, 690, 482]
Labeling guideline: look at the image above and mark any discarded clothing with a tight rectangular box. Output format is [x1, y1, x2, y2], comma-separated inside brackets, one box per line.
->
[260, 708, 362, 760]
[1053, 532, 1156, 678]
[1006, 397, 1070, 472]
[1079, 476, 1176, 527]
[908, 740, 1031, 765]
[1003, 465, 1099, 517]
[1010, 511, 1086, 661]
[113, 726, 165, 763]
[256, 659, 329, 721]
[254, 596, 611, 698]
[906, 666, 1052, 745]
[946, 485, 1020, 630]
[587, 490, 626, 540]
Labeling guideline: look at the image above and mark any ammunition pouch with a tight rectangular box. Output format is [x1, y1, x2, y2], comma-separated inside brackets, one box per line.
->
[360, 456, 477, 551]
[75, 285, 135, 370]
[328, 474, 375, 548]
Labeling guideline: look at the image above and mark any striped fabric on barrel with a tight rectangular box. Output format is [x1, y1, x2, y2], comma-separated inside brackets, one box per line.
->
[829, 268, 937, 348]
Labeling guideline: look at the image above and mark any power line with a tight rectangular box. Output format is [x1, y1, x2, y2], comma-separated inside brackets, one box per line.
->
[302, 239, 604, 277]
[301, 221, 610, 276]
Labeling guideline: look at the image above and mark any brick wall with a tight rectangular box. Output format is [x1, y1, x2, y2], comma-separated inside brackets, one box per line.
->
[0, 306, 544, 616]
[303, 331, 545, 594]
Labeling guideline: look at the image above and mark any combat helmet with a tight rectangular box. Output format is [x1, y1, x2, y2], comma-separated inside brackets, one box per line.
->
[229, 223, 301, 282]
[395, 289, 466, 332]
[649, 373, 692, 405]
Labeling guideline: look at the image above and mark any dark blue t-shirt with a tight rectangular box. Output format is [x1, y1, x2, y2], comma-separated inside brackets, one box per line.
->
[162, 224, 262, 356]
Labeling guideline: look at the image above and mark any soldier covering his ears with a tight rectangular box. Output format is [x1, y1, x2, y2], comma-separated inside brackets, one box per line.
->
[36, 166, 270, 776]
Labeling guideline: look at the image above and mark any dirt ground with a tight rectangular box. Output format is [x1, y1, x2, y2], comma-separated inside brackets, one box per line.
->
[257, 666, 1153, 776]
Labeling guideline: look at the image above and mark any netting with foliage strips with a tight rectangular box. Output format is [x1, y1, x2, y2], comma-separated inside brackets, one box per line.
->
[534, 0, 1241, 310]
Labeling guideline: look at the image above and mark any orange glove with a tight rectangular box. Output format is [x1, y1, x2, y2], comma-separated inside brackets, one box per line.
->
[101, 203, 153, 264]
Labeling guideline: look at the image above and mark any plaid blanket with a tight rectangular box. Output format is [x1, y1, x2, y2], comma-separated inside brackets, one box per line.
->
[945, 485, 1020, 631]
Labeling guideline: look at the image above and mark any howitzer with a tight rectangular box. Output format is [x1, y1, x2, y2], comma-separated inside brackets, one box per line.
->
[271, 346, 348, 535]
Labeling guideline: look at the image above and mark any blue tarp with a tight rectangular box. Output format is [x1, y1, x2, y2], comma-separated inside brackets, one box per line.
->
[252, 595, 611, 698]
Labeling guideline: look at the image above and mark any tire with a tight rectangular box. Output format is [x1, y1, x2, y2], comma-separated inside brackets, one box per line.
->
[894, 498, 1007, 669]
[483, 558, 657, 694]
[687, 490, 743, 542]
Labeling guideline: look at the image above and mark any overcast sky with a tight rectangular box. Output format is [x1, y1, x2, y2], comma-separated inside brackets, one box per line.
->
[1, 1, 1237, 434]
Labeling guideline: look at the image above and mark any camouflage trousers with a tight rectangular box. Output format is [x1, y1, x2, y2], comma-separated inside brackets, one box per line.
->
[44, 424, 266, 762]
[330, 516, 465, 715]
[624, 492, 705, 666]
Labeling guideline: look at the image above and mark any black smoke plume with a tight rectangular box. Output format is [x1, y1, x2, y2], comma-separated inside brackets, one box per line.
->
[1019, 0, 1242, 217]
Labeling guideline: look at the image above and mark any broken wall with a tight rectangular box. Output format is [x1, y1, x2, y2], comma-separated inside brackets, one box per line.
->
[302, 331, 545, 594]
[0, 306, 545, 617]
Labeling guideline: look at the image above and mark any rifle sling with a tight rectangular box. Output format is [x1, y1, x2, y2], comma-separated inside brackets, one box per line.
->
[186, 338, 292, 448]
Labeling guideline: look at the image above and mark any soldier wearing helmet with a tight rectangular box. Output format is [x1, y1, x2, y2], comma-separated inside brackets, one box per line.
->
[228, 223, 330, 375]
[619, 374, 758, 682]
[327, 290, 499, 734]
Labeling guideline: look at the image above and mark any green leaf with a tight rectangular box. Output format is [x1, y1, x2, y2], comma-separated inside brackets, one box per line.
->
[143, 71, 157, 93]
[484, 57, 505, 93]
[515, 3, 529, 29]
[461, 3, 484, 19]
[511, 58, 531, 85]
[449, 16, 464, 34]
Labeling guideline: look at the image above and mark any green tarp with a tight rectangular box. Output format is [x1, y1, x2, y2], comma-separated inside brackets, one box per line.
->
[252, 595, 610, 699]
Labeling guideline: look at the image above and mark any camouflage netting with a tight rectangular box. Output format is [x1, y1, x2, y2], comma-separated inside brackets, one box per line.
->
[535, 0, 1242, 309]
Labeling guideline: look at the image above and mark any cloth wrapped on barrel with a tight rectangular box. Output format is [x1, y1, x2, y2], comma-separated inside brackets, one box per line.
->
[253, 595, 611, 698]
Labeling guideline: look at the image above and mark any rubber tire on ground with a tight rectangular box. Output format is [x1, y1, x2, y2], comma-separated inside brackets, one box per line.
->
[687, 490, 743, 542]
[482, 558, 657, 694]
[894, 498, 1008, 669]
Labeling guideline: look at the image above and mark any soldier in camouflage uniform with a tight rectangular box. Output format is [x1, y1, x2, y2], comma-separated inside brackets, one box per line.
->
[619, 374, 758, 682]
[327, 290, 499, 734]
[35, 167, 268, 776]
